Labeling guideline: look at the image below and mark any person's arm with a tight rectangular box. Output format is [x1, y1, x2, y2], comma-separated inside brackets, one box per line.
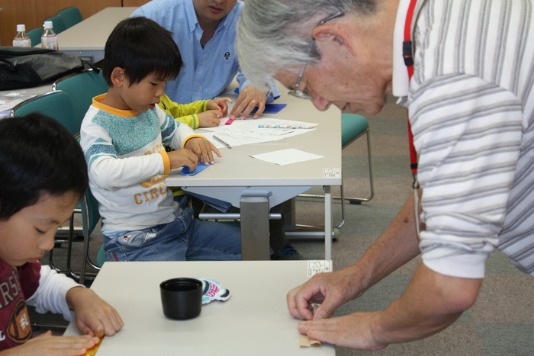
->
[371, 264, 481, 345]
[288, 193, 422, 321]
[26, 265, 79, 321]
[229, 74, 280, 120]
[66, 287, 124, 337]
[296, 263, 481, 350]
[159, 94, 210, 129]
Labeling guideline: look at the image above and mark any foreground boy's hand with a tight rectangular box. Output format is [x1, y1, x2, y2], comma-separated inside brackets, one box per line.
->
[66, 287, 124, 338]
[4, 331, 100, 356]
[185, 137, 222, 165]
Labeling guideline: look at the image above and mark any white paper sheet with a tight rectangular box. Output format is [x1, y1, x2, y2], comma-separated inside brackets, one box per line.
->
[198, 117, 318, 149]
[251, 148, 323, 166]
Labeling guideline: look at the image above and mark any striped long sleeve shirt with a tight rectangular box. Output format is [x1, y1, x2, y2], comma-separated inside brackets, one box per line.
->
[393, 0, 534, 278]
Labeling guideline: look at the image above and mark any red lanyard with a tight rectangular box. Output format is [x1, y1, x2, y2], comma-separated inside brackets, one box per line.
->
[403, 0, 419, 188]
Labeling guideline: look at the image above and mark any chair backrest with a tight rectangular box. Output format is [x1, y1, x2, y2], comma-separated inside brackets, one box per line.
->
[44, 15, 67, 34]
[11, 90, 80, 137]
[341, 113, 369, 147]
[57, 6, 83, 29]
[53, 69, 108, 124]
[82, 188, 101, 239]
[26, 27, 43, 46]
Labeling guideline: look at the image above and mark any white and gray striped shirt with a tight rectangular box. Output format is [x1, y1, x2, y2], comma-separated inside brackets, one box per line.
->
[393, 0, 534, 278]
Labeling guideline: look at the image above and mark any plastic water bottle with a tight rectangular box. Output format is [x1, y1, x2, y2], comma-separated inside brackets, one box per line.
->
[41, 21, 58, 50]
[12, 24, 32, 47]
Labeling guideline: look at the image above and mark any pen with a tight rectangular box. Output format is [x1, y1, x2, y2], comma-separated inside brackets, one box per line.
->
[212, 135, 232, 149]
[258, 124, 314, 129]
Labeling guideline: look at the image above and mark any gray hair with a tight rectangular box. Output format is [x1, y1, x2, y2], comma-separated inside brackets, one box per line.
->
[236, 0, 376, 90]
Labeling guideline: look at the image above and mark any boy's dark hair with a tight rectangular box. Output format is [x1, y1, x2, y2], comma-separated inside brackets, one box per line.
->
[0, 114, 88, 220]
[103, 16, 183, 86]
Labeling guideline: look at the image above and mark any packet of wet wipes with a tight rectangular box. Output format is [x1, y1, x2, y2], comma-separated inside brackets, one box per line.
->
[199, 278, 231, 304]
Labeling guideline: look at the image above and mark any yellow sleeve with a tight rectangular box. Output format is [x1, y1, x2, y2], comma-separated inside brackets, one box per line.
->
[158, 94, 209, 129]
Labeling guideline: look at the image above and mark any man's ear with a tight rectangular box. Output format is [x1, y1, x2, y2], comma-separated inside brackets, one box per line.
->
[110, 67, 126, 87]
[312, 23, 354, 54]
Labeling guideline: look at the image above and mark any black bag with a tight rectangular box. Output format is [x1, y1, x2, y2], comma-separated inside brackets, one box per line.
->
[0, 46, 88, 90]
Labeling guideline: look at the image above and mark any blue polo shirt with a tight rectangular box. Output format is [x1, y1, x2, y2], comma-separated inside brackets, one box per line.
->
[132, 0, 279, 103]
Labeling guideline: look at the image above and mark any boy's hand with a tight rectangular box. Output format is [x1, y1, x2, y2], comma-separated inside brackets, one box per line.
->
[67, 287, 123, 338]
[198, 110, 223, 128]
[9, 331, 100, 356]
[184, 137, 222, 165]
[208, 97, 232, 117]
[167, 148, 199, 170]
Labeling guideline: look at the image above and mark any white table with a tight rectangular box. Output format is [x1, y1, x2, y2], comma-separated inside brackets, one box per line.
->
[0, 85, 51, 118]
[167, 93, 341, 260]
[57, 7, 137, 63]
[65, 260, 335, 355]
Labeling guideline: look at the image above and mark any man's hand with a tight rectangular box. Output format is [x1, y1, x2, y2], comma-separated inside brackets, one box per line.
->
[228, 86, 267, 120]
[287, 265, 365, 321]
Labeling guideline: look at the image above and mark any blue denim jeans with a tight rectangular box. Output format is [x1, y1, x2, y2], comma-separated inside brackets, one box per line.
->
[104, 208, 241, 261]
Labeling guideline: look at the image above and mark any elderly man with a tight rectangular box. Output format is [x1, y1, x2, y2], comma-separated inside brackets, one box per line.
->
[132, 0, 280, 120]
[236, 0, 534, 350]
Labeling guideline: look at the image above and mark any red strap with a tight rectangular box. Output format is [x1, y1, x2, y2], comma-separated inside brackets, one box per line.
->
[404, 0, 419, 179]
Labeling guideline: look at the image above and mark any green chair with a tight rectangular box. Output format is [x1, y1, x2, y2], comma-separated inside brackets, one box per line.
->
[53, 69, 108, 126]
[11, 90, 78, 134]
[26, 27, 43, 46]
[299, 113, 374, 228]
[341, 113, 374, 202]
[11, 91, 100, 284]
[77, 188, 103, 284]
[57, 6, 83, 29]
[44, 15, 67, 34]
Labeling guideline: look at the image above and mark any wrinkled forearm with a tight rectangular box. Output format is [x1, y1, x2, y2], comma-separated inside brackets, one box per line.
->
[372, 263, 482, 345]
[354, 194, 422, 294]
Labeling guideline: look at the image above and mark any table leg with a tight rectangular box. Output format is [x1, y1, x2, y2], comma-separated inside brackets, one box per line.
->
[323, 186, 332, 260]
[240, 195, 271, 260]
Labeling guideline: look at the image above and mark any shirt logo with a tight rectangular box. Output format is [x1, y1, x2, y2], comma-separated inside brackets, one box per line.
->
[224, 51, 231, 61]
[7, 300, 32, 344]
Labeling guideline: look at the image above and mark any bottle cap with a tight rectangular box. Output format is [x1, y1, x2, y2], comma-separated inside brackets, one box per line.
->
[43, 21, 54, 29]
[16, 24, 26, 32]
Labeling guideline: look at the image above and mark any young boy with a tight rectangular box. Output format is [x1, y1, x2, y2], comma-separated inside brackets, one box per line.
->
[80, 16, 241, 262]
[0, 114, 123, 354]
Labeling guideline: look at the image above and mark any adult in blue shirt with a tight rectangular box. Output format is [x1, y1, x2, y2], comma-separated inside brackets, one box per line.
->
[132, 0, 280, 120]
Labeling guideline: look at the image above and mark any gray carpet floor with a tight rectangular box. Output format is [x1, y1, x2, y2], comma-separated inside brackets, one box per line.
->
[37, 96, 533, 355]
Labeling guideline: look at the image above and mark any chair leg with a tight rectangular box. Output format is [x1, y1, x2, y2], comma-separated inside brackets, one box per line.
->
[298, 129, 374, 228]
[49, 213, 75, 272]
[342, 129, 374, 204]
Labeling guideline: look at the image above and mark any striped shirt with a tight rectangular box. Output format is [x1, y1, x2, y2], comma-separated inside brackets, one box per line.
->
[393, 0, 534, 278]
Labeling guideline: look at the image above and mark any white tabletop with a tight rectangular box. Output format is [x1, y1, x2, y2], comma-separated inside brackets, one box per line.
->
[166, 93, 342, 207]
[57, 7, 137, 63]
[65, 260, 335, 355]
[166, 89, 342, 260]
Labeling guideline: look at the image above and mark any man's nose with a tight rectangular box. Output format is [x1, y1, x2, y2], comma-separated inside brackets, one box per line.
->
[311, 95, 331, 112]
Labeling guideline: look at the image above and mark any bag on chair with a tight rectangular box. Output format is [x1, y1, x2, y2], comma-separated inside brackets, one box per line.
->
[0, 46, 87, 90]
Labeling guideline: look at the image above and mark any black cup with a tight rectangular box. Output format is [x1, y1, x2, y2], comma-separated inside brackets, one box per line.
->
[160, 278, 203, 320]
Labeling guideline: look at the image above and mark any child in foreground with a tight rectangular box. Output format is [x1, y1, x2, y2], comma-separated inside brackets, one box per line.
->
[0, 114, 123, 354]
[80, 16, 241, 262]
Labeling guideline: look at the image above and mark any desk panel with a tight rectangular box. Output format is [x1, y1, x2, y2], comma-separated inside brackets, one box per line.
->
[57, 7, 137, 63]
[65, 261, 335, 355]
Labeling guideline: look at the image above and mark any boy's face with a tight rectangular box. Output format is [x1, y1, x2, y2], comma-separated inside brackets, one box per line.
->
[115, 71, 167, 114]
[0, 191, 79, 267]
